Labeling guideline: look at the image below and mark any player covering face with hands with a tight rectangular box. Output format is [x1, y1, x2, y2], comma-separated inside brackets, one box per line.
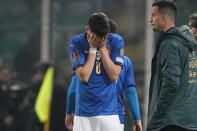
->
[67, 12, 124, 131]
[65, 16, 142, 131]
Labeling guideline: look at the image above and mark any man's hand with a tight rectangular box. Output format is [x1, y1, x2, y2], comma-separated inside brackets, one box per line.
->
[99, 34, 108, 50]
[87, 33, 100, 48]
[65, 113, 74, 131]
[131, 120, 142, 131]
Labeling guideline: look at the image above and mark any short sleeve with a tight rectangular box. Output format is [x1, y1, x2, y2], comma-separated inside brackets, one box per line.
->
[69, 36, 85, 70]
[124, 58, 136, 88]
[110, 38, 124, 66]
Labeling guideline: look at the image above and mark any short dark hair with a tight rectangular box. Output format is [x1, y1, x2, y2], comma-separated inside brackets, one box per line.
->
[153, 0, 177, 20]
[109, 19, 117, 33]
[189, 12, 197, 28]
[88, 12, 110, 37]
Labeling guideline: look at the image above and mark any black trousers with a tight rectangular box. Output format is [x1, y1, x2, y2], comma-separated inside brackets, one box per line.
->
[160, 125, 194, 131]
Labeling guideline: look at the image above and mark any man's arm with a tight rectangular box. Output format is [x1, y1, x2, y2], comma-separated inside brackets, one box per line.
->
[125, 87, 142, 131]
[124, 57, 142, 131]
[99, 35, 122, 82]
[100, 47, 122, 81]
[65, 74, 76, 130]
[66, 74, 76, 114]
[75, 34, 99, 83]
[125, 87, 141, 121]
[156, 40, 181, 113]
[75, 53, 96, 83]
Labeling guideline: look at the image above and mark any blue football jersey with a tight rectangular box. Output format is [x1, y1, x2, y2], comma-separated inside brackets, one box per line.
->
[69, 33, 124, 116]
[117, 56, 136, 123]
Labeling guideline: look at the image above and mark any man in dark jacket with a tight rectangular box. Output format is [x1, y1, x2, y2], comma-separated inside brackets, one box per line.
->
[147, 0, 197, 131]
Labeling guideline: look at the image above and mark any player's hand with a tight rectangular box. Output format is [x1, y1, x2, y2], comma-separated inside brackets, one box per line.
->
[65, 113, 74, 131]
[87, 33, 100, 48]
[99, 34, 108, 50]
[131, 120, 142, 131]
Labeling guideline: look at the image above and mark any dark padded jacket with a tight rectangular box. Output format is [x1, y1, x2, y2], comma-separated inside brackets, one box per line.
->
[147, 25, 197, 131]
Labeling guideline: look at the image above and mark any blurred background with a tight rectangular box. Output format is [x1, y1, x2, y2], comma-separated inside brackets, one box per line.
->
[0, 0, 197, 131]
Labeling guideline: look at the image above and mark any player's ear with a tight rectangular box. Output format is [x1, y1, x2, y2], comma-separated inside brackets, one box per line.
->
[105, 34, 108, 40]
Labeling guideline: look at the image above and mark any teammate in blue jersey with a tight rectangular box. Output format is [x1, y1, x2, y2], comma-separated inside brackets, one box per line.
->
[68, 13, 124, 131]
[66, 18, 142, 131]
[117, 56, 142, 131]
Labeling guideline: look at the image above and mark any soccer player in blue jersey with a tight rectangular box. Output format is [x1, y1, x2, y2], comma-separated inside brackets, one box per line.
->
[68, 13, 124, 131]
[117, 56, 142, 131]
[66, 18, 142, 131]
[65, 56, 143, 131]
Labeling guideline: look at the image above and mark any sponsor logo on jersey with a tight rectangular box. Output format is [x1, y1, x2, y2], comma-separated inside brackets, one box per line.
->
[72, 51, 79, 62]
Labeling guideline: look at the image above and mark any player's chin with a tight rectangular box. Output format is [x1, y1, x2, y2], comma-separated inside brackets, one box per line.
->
[152, 27, 158, 32]
[150, 25, 155, 31]
[153, 28, 157, 31]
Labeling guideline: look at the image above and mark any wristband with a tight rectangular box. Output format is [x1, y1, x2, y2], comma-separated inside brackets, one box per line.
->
[89, 48, 97, 54]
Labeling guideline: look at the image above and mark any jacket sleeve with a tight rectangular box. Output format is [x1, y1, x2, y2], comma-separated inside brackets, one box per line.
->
[156, 39, 181, 113]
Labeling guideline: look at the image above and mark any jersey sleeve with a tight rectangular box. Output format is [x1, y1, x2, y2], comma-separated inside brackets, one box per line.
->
[66, 74, 77, 114]
[69, 36, 85, 70]
[110, 38, 124, 66]
[125, 87, 141, 120]
[124, 58, 136, 88]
